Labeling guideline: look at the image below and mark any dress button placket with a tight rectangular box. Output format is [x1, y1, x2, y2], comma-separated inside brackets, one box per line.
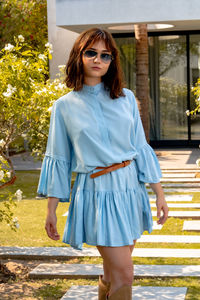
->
[93, 94, 111, 147]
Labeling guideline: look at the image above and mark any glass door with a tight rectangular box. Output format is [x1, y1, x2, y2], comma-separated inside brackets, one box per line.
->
[158, 35, 188, 140]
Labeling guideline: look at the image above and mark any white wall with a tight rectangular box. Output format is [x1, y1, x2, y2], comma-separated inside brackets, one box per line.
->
[56, 0, 200, 31]
[47, 0, 78, 79]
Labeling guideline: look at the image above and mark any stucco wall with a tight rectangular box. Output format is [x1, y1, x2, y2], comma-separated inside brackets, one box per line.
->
[56, 0, 200, 30]
[47, 0, 78, 79]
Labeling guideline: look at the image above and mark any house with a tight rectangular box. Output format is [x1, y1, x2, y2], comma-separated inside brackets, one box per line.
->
[47, 0, 200, 147]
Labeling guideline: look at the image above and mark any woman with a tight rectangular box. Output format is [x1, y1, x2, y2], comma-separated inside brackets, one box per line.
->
[37, 28, 168, 300]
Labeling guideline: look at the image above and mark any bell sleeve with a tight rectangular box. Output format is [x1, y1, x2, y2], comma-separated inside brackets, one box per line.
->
[37, 100, 73, 202]
[131, 91, 162, 183]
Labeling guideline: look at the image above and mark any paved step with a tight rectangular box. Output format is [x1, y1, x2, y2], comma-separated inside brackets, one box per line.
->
[152, 221, 163, 230]
[151, 203, 200, 208]
[154, 188, 199, 193]
[162, 169, 197, 173]
[183, 221, 200, 232]
[147, 183, 200, 188]
[1, 247, 200, 259]
[160, 178, 200, 183]
[147, 187, 200, 193]
[151, 210, 200, 219]
[149, 195, 193, 202]
[162, 173, 195, 178]
[138, 235, 200, 243]
[29, 263, 200, 279]
[61, 285, 187, 300]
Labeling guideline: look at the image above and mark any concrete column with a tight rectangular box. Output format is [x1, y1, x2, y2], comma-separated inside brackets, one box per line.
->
[47, 0, 78, 79]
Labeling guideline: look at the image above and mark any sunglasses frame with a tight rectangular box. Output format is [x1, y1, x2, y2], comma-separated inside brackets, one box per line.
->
[83, 49, 113, 63]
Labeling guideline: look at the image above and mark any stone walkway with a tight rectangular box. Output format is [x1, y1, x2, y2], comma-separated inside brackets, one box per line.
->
[149, 195, 193, 201]
[61, 286, 187, 300]
[29, 264, 200, 279]
[151, 210, 200, 219]
[183, 221, 200, 231]
[1, 246, 200, 259]
[151, 203, 200, 208]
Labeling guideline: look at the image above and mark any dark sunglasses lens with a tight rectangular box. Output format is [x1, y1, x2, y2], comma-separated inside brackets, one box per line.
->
[84, 50, 97, 58]
[101, 53, 112, 62]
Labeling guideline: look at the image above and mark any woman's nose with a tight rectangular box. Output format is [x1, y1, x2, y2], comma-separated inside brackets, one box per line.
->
[93, 55, 101, 63]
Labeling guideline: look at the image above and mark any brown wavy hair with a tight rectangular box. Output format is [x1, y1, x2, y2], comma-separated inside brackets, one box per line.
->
[64, 28, 125, 99]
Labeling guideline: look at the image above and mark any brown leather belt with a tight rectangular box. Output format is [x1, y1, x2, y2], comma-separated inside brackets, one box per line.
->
[90, 160, 132, 178]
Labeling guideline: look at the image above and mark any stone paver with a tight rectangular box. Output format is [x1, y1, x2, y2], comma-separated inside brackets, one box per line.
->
[134, 248, 200, 258]
[160, 178, 200, 183]
[151, 210, 200, 219]
[162, 173, 195, 178]
[61, 285, 187, 300]
[1, 247, 200, 259]
[183, 221, 200, 232]
[151, 188, 199, 193]
[29, 263, 200, 279]
[162, 169, 197, 173]
[148, 187, 199, 193]
[157, 149, 199, 169]
[152, 221, 163, 230]
[147, 183, 200, 189]
[63, 211, 68, 216]
[12, 152, 41, 170]
[149, 195, 193, 202]
[147, 182, 200, 187]
[138, 235, 200, 243]
[151, 203, 200, 208]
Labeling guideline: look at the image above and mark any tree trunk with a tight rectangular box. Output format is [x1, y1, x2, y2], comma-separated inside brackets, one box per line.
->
[134, 24, 149, 142]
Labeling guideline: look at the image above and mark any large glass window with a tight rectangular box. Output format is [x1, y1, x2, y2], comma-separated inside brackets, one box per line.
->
[115, 33, 200, 144]
[114, 37, 136, 92]
[190, 35, 200, 140]
[150, 35, 188, 140]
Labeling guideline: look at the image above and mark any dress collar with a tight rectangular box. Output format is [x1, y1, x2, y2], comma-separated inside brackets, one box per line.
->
[82, 82, 104, 95]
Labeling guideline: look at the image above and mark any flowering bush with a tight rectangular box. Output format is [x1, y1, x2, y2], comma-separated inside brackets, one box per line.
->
[0, 0, 47, 52]
[196, 158, 200, 168]
[0, 35, 70, 165]
[0, 155, 22, 230]
[0, 35, 70, 228]
[185, 79, 200, 116]
[185, 79, 200, 172]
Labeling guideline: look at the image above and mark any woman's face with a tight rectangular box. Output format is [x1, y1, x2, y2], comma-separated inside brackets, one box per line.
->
[82, 40, 112, 85]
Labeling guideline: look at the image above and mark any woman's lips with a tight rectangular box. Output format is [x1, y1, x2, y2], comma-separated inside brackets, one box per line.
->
[92, 67, 101, 70]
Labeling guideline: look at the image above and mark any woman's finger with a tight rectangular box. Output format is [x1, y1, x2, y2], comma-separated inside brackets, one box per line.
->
[157, 205, 168, 224]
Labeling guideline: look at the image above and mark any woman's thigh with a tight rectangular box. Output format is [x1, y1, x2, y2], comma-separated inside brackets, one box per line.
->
[96, 244, 133, 270]
[129, 239, 137, 254]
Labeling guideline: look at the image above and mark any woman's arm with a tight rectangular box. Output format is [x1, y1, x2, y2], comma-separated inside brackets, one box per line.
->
[149, 182, 169, 225]
[45, 197, 60, 240]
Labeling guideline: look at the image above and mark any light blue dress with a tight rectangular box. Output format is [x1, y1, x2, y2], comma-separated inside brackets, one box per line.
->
[37, 82, 162, 250]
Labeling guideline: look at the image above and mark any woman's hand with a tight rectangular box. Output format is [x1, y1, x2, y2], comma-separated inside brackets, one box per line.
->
[156, 197, 169, 225]
[45, 212, 60, 240]
[149, 182, 169, 225]
[45, 197, 60, 240]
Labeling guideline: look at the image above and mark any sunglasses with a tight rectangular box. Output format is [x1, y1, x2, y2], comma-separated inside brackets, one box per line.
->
[83, 50, 113, 63]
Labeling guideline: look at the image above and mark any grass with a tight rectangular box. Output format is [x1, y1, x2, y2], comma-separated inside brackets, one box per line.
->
[32, 278, 200, 300]
[3, 276, 200, 299]
[0, 171, 200, 299]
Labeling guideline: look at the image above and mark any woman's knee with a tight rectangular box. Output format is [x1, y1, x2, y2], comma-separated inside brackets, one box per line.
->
[114, 261, 133, 282]
[96, 245, 133, 282]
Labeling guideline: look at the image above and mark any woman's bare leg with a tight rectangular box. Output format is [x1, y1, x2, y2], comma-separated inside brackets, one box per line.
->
[97, 240, 137, 292]
[96, 244, 134, 296]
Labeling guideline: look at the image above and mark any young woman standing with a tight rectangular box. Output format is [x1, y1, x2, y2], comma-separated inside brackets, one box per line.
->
[37, 28, 168, 300]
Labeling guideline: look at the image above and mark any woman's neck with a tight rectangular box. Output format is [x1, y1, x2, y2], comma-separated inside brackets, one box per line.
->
[83, 77, 102, 86]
